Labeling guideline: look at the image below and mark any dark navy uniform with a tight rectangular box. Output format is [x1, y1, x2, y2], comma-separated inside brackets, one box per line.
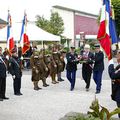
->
[108, 62, 120, 118]
[9, 56, 22, 95]
[66, 49, 79, 91]
[0, 55, 7, 100]
[93, 50, 104, 93]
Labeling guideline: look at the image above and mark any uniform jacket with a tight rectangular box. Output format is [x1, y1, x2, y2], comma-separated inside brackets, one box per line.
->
[49, 53, 58, 74]
[0, 55, 7, 78]
[82, 52, 94, 71]
[9, 56, 22, 78]
[30, 54, 40, 81]
[93, 51, 104, 71]
[66, 52, 78, 71]
[108, 64, 120, 102]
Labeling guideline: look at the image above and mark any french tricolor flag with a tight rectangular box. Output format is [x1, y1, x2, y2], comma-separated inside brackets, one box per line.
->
[97, 0, 112, 60]
[7, 10, 14, 54]
[20, 11, 30, 54]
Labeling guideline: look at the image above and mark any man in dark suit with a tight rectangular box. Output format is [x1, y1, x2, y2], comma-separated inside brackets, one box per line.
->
[0, 47, 9, 101]
[93, 44, 104, 94]
[9, 49, 23, 96]
[81, 44, 94, 91]
[108, 51, 120, 118]
[66, 46, 79, 91]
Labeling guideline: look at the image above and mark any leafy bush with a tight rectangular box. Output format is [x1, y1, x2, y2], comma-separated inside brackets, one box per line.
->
[88, 98, 120, 120]
[61, 98, 120, 120]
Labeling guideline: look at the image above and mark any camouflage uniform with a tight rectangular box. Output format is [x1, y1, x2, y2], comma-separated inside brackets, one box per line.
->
[49, 45, 59, 84]
[43, 54, 51, 78]
[56, 44, 66, 81]
[39, 49, 49, 87]
[57, 50, 66, 72]
[30, 51, 42, 90]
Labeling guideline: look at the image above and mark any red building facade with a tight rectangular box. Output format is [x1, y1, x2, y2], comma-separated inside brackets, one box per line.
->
[53, 6, 99, 46]
[75, 14, 99, 35]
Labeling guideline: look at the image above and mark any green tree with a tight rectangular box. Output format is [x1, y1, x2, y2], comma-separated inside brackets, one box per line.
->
[49, 12, 64, 35]
[111, 0, 120, 37]
[36, 15, 51, 32]
[35, 11, 64, 36]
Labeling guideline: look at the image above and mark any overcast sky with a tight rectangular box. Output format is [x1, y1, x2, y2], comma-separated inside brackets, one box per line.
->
[0, 0, 102, 22]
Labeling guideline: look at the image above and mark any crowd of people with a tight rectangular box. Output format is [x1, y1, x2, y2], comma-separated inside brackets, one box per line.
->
[0, 43, 120, 118]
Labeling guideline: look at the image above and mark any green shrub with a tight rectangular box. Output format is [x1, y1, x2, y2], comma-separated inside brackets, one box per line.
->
[65, 98, 120, 120]
[88, 98, 120, 120]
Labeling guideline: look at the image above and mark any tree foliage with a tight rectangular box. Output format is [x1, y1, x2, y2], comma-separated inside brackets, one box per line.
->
[35, 11, 64, 36]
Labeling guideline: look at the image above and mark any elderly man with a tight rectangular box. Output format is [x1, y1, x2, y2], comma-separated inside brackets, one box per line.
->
[81, 44, 94, 91]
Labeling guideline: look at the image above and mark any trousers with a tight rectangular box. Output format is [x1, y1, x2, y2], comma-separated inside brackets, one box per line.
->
[0, 77, 6, 98]
[66, 70, 76, 89]
[13, 77, 21, 94]
[93, 70, 103, 91]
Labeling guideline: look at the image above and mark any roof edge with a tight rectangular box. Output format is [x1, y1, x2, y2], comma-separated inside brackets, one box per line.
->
[53, 5, 98, 18]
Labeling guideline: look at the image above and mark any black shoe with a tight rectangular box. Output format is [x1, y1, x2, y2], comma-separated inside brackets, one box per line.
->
[60, 78, 64, 81]
[58, 78, 64, 82]
[86, 88, 89, 92]
[3, 97, 9, 100]
[14, 93, 23, 96]
[0, 98, 3, 101]
[70, 87, 74, 91]
[43, 84, 48, 87]
[43, 84, 49, 87]
[52, 81, 56, 84]
[14, 93, 21, 96]
[19, 93, 23, 95]
[95, 90, 100, 94]
[45, 84, 49, 86]
[34, 87, 42, 91]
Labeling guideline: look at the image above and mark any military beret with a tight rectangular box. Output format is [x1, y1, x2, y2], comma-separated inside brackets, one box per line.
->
[94, 44, 100, 48]
[61, 50, 66, 53]
[70, 46, 75, 49]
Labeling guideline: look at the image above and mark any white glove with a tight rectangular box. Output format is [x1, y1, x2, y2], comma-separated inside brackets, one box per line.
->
[36, 69, 39, 74]
[54, 64, 57, 68]
[108, 59, 114, 65]
[45, 67, 48, 71]
[6, 55, 9, 60]
[21, 56, 24, 60]
[12, 75, 15, 79]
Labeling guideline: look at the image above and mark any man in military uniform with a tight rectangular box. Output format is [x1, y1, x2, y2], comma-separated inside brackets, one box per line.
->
[39, 48, 49, 87]
[9, 49, 23, 96]
[56, 44, 66, 82]
[66, 46, 79, 91]
[30, 50, 42, 90]
[0, 47, 9, 101]
[50, 44, 59, 84]
[93, 44, 104, 94]
[43, 54, 51, 79]
[108, 51, 120, 118]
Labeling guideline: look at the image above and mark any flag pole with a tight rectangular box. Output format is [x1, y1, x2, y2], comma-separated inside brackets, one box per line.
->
[42, 40, 43, 49]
